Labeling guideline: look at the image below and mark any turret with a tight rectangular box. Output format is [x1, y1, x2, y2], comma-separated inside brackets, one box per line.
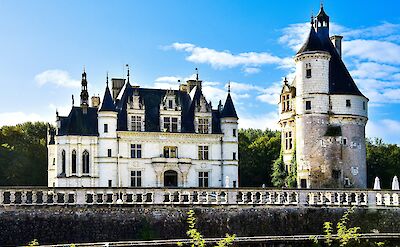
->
[220, 84, 239, 187]
[98, 75, 118, 138]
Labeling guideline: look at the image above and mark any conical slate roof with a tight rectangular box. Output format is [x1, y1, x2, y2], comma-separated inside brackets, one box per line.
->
[99, 86, 116, 112]
[221, 93, 238, 118]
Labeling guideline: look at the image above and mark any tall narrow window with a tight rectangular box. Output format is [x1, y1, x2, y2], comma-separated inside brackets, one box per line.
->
[71, 150, 77, 174]
[363, 101, 366, 110]
[233, 152, 237, 160]
[104, 124, 108, 133]
[198, 145, 209, 160]
[82, 150, 90, 174]
[305, 100, 312, 110]
[168, 100, 173, 109]
[198, 118, 209, 134]
[285, 131, 293, 150]
[346, 99, 351, 107]
[282, 94, 291, 112]
[305, 63, 312, 78]
[233, 129, 237, 137]
[163, 146, 177, 158]
[131, 116, 142, 131]
[61, 150, 66, 174]
[163, 117, 170, 132]
[107, 149, 112, 157]
[198, 171, 209, 187]
[131, 171, 142, 187]
[131, 144, 142, 158]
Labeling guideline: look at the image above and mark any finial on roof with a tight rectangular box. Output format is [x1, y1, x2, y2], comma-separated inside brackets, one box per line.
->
[311, 11, 314, 25]
[56, 109, 59, 117]
[126, 64, 130, 83]
[195, 68, 199, 81]
[106, 72, 109, 86]
[72, 95, 74, 106]
[320, 0, 323, 8]
[284, 77, 288, 84]
[228, 81, 231, 93]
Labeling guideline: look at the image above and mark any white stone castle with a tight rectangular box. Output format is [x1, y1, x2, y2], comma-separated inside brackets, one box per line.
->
[279, 5, 368, 188]
[47, 68, 239, 188]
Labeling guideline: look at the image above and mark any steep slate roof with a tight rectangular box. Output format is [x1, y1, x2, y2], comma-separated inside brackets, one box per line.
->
[221, 93, 238, 118]
[99, 85, 116, 112]
[58, 107, 98, 136]
[115, 84, 223, 134]
[296, 12, 364, 97]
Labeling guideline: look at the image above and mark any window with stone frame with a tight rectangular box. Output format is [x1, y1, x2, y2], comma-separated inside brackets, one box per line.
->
[284, 131, 293, 150]
[163, 117, 178, 132]
[61, 150, 66, 174]
[305, 100, 312, 110]
[346, 99, 351, 107]
[198, 171, 209, 187]
[82, 150, 90, 174]
[130, 144, 142, 158]
[198, 145, 209, 160]
[130, 115, 142, 131]
[282, 94, 291, 112]
[71, 150, 77, 174]
[163, 146, 178, 158]
[305, 63, 312, 78]
[131, 170, 142, 187]
[198, 118, 209, 134]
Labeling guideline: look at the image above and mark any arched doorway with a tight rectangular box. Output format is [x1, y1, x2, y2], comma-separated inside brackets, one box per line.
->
[164, 170, 178, 187]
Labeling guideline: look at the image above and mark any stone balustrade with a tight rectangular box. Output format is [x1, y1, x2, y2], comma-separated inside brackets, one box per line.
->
[0, 187, 398, 208]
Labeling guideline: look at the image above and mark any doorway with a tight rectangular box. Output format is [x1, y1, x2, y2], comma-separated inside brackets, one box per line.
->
[164, 170, 178, 187]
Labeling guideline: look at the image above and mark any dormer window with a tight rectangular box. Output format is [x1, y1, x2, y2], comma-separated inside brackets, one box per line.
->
[131, 115, 143, 131]
[282, 94, 291, 112]
[305, 63, 312, 78]
[163, 117, 178, 132]
[168, 100, 173, 109]
[198, 118, 209, 134]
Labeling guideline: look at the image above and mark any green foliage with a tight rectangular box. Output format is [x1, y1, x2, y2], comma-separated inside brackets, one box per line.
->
[311, 207, 384, 247]
[177, 210, 235, 247]
[239, 128, 281, 187]
[0, 122, 48, 185]
[366, 138, 400, 188]
[25, 239, 39, 246]
[271, 153, 287, 187]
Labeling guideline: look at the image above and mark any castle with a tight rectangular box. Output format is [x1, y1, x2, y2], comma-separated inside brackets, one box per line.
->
[279, 5, 368, 188]
[47, 69, 239, 188]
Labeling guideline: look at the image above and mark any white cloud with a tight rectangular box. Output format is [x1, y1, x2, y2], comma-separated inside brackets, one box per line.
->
[343, 39, 400, 64]
[367, 119, 400, 144]
[256, 82, 282, 105]
[243, 67, 261, 74]
[238, 111, 279, 130]
[168, 42, 288, 72]
[35, 70, 80, 88]
[0, 112, 50, 126]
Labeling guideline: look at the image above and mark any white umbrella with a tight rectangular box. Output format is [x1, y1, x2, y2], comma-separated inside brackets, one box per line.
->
[225, 176, 230, 188]
[373, 177, 381, 190]
[392, 176, 399, 190]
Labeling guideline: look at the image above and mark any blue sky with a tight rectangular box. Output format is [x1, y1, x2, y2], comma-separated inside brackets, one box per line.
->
[1, 1, 400, 143]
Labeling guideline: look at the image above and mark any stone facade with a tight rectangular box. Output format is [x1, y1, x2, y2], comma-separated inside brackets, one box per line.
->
[279, 5, 368, 188]
[48, 70, 239, 188]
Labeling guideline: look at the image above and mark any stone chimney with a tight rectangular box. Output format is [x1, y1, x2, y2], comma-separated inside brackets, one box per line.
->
[91, 95, 100, 108]
[330, 35, 343, 57]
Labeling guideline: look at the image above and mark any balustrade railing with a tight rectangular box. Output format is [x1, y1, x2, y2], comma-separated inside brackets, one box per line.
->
[0, 187, 398, 208]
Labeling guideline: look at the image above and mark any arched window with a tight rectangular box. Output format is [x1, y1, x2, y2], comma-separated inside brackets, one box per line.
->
[61, 150, 66, 174]
[71, 150, 77, 174]
[82, 150, 90, 174]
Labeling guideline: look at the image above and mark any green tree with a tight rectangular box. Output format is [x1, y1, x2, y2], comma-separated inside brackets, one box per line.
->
[0, 122, 48, 185]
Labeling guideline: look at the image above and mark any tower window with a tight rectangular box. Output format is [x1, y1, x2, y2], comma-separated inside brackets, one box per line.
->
[107, 149, 112, 157]
[233, 129, 237, 137]
[61, 150, 66, 174]
[363, 101, 366, 110]
[233, 152, 237, 160]
[104, 124, 108, 133]
[305, 101, 312, 110]
[284, 131, 293, 150]
[168, 100, 173, 109]
[282, 94, 291, 112]
[346, 99, 351, 107]
[71, 150, 77, 174]
[305, 63, 312, 78]
[82, 150, 90, 174]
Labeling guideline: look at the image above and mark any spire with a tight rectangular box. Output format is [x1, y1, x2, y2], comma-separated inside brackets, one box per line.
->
[314, 3, 329, 36]
[126, 64, 130, 85]
[80, 67, 89, 108]
[221, 92, 238, 119]
[99, 79, 116, 112]
[195, 68, 199, 81]
[228, 81, 231, 93]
